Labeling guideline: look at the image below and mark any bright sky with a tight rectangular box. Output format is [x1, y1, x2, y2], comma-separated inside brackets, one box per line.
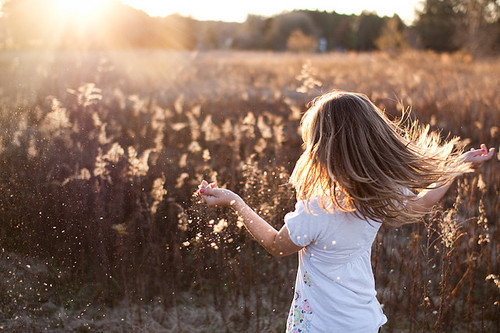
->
[120, 0, 424, 24]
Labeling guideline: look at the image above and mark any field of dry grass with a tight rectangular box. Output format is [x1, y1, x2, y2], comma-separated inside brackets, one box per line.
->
[0, 50, 498, 332]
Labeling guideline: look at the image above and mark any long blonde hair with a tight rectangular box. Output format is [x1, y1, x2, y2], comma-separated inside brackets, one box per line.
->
[290, 91, 470, 226]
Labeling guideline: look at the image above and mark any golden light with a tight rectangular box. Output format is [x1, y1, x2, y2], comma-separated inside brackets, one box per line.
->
[54, 0, 104, 19]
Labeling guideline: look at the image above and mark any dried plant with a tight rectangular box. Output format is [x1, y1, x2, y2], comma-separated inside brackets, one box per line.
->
[0, 51, 497, 332]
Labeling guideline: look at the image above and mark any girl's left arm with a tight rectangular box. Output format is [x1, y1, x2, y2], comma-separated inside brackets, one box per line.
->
[199, 182, 303, 257]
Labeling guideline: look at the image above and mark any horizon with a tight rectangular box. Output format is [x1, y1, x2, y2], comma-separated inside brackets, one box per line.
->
[120, 0, 423, 24]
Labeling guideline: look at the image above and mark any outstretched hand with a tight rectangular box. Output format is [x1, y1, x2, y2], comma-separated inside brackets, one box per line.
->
[460, 144, 495, 167]
[198, 180, 302, 257]
[198, 180, 241, 208]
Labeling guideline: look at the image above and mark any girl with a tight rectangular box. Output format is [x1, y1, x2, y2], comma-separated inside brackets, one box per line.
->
[198, 91, 495, 332]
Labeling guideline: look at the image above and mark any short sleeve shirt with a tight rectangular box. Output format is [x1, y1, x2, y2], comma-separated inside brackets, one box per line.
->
[285, 198, 387, 333]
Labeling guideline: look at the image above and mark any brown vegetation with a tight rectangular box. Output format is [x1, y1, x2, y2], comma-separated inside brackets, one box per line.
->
[0, 50, 498, 332]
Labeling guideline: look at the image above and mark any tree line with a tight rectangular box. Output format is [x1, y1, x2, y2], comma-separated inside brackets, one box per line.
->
[0, 0, 499, 54]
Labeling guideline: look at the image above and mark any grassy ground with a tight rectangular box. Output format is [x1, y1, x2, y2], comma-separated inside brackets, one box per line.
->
[0, 50, 498, 332]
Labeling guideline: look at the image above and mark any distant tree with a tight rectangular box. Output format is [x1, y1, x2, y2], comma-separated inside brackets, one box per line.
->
[197, 21, 220, 50]
[1, 0, 58, 48]
[196, 21, 238, 50]
[375, 15, 408, 52]
[415, 0, 499, 53]
[354, 12, 385, 51]
[103, 4, 159, 49]
[233, 15, 266, 49]
[287, 29, 318, 52]
[0, 0, 198, 50]
[304, 10, 356, 51]
[264, 11, 318, 51]
[333, 17, 356, 50]
[453, 0, 500, 54]
[415, 0, 460, 51]
[165, 15, 198, 49]
[301, 10, 333, 50]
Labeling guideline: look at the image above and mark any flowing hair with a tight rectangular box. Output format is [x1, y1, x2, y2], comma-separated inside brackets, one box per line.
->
[289, 91, 471, 226]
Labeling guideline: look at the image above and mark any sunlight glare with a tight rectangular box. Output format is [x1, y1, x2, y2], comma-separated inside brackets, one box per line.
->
[55, 0, 103, 18]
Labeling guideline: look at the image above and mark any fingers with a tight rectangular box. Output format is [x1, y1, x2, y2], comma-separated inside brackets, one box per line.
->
[198, 184, 219, 197]
[198, 180, 221, 207]
[470, 145, 494, 157]
[475, 146, 495, 159]
[199, 180, 217, 188]
[199, 180, 217, 192]
[198, 185, 238, 208]
[198, 187, 226, 208]
[466, 146, 495, 165]
[200, 186, 213, 195]
[461, 145, 496, 167]
[198, 186, 215, 205]
[485, 147, 495, 159]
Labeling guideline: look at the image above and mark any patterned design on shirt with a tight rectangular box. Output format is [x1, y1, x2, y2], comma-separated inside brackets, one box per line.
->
[303, 271, 312, 287]
[287, 290, 313, 332]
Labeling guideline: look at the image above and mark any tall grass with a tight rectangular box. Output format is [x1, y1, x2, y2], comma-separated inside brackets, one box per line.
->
[0, 50, 498, 332]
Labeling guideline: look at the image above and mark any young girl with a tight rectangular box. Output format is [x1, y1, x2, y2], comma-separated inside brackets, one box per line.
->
[198, 91, 495, 332]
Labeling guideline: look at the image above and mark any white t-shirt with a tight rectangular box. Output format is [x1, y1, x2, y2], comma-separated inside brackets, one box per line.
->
[285, 197, 387, 333]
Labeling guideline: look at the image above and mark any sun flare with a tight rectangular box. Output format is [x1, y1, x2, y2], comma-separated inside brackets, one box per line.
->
[54, 0, 104, 19]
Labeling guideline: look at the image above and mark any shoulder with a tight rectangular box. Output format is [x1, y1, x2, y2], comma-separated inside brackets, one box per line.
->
[285, 197, 342, 235]
[284, 197, 328, 221]
[284, 198, 328, 247]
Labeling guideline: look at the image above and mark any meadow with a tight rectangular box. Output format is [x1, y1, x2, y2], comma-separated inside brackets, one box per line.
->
[0, 50, 498, 332]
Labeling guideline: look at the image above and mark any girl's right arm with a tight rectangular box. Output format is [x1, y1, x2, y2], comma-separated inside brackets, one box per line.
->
[406, 144, 495, 214]
[199, 181, 303, 257]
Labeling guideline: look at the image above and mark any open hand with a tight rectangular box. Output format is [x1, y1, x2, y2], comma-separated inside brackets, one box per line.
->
[460, 144, 495, 167]
[199, 180, 241, 208]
